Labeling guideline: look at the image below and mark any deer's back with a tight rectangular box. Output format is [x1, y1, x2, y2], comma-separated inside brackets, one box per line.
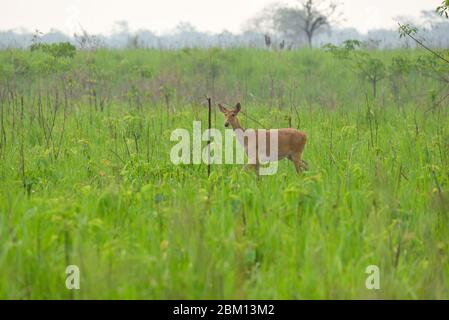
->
[254, 128, 307, 159]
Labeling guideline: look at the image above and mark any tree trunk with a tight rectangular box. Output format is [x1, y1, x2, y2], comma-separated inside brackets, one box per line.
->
[306, 32, 313, 48]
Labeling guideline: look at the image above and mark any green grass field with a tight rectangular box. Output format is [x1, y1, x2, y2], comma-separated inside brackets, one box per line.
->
[0, 48, 448, 299]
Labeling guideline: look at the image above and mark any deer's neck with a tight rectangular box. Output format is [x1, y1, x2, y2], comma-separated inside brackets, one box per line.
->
[231, 117, 244, 131]
[232, 117, 248, 148]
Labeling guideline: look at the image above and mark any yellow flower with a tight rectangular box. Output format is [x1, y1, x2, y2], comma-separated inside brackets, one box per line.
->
[160, 240, 169, 250]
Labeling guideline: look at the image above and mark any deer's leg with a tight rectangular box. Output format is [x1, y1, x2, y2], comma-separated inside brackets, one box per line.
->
[301, 159, 309, 171]
[291, 153, 304, 174]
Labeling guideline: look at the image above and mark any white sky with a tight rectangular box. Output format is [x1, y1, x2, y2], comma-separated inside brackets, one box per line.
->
[0, 0, 442, 35]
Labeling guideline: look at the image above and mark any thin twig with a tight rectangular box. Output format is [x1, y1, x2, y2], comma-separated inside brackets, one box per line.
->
[205, 95, 211, 177]
[425, 91, 449, 113]
[239, 110, 268, 129]
[398, 23, 449, 65]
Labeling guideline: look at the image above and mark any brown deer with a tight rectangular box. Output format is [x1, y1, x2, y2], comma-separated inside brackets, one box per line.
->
[218, 102, 308, 175]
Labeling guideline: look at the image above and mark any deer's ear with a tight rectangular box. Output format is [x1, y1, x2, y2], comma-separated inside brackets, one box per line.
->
[218, 104, 227, 113]
[235, 102, 241, 114]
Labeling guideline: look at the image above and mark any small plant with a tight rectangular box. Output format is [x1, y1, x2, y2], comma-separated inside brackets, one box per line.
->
[325, 40, 385, 98]
[160, 84, 175, 125]
[74, 28, 102, 50]
[30, 42, 76, 59]
[389, 56, 414, 107]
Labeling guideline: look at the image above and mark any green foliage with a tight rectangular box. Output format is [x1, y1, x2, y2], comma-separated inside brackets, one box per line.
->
[437, 0, 449, 18]
[30, 42, 76, 59]
[398, 24, 418, 39]
[416, 53, 449, 83]
[390, 56, 413, 75]
[0, 48, 448, 299]
[325, 40, 386, 97]
[396, 18, 449, 105]
[160, 84, 175, 99]
[355, 54, 385, 84]
[343, 39, 363, 50]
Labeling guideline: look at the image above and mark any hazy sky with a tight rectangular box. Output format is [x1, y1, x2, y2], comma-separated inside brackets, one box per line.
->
[0, 0, 442, 35]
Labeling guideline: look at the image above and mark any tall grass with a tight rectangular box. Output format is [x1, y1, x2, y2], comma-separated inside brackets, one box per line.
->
[0, 48, 448, 299]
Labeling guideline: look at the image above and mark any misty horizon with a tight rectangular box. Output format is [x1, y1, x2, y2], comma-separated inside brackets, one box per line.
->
[1, 0, 448, 49]
[1, 0, 443, 35]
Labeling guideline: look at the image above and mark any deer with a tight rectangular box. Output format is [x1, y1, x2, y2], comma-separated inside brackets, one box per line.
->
[218, 102, 308, 176]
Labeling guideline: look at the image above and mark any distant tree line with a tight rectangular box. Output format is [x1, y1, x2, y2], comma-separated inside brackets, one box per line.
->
[1, 1, 449, 50]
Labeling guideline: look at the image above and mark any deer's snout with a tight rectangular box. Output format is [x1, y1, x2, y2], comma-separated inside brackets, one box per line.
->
[224, 122, 229, 128]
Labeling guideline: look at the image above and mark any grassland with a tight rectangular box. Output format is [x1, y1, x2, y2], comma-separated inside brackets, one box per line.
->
[0, 48, 448, 299]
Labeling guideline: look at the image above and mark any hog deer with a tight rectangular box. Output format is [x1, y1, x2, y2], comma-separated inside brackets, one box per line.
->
[218, 102, 308, 175]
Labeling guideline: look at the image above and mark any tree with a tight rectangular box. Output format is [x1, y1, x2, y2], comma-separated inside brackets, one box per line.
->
[273, 0, 340, 47]
[300, 0, 339, 47]
[254, 0, 341, 48]
[325, 40, 386, 99]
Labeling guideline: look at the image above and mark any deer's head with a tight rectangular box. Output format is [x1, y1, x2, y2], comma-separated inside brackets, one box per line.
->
[218, 102, 241, 128]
